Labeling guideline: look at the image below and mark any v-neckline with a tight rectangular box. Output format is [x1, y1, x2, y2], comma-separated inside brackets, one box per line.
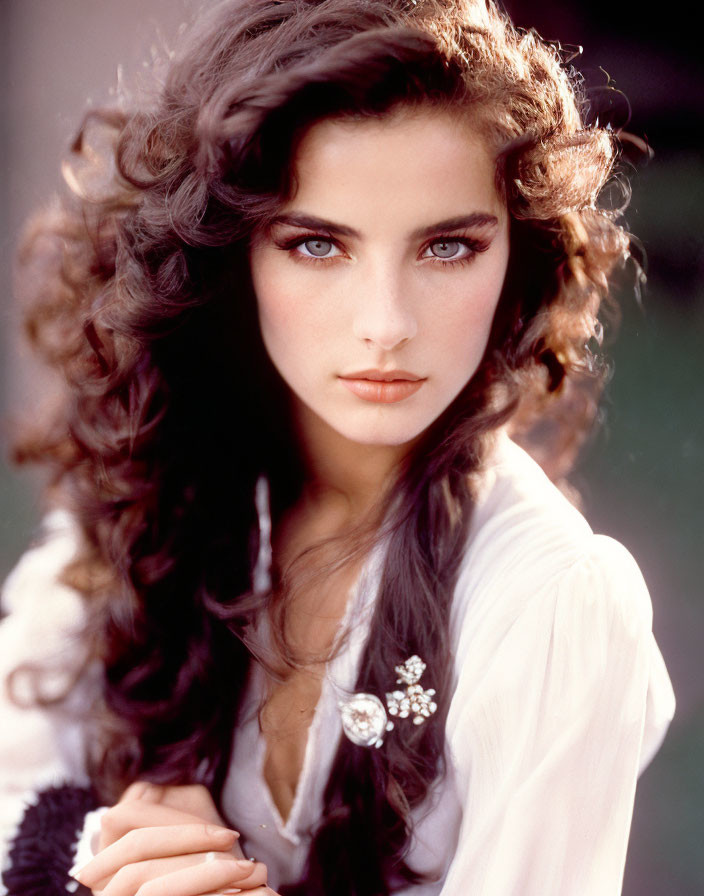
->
[257, 666, 335, 832]
[255, 536, 385, 837]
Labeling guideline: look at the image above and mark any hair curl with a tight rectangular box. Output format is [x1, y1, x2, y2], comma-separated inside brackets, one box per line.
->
[12, 1, 630, 893]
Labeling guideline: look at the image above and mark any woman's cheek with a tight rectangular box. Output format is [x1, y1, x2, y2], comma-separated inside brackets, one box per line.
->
[432, 276, 503, 351]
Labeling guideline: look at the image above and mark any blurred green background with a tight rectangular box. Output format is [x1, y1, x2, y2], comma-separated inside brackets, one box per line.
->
[578, 155, 704, 893]
[1, 1, 702, 892]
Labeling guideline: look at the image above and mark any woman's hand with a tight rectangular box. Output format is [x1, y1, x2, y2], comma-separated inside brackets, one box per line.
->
[72, 782, 271, 896]
[97, 782, 231, 851]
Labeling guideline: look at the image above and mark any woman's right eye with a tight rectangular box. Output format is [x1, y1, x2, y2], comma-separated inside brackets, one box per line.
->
[295, 238, 340, 259]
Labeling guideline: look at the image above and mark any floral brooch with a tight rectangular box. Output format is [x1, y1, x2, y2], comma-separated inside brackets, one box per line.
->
[339, 655, 438, 748]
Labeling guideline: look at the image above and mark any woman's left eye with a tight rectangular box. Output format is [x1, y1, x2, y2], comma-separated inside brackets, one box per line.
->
[423, 239, 475, 262]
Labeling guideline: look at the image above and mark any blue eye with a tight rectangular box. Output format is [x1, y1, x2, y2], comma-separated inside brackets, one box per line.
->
[421, 237, 489, 265]
[428, 240, 465, 259]
[299, 238, 337, 258]
[272, 233, 345, 263]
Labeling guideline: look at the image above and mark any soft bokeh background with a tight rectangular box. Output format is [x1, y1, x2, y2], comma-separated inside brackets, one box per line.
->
[1, 1, 702, 892]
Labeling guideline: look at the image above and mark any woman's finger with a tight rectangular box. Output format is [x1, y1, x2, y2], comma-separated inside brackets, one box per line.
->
[200, 889, 280, 896]
[221, 889, 279, 895]
[72, 824, 238, 890]
[95, 854, 267, 896]
[213, 858, 268, 890]
[99, 800, 224, 850]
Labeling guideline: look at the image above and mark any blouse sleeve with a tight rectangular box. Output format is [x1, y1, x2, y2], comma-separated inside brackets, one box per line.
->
[440, 534, 675, 896]
[0, 512, 98, 895]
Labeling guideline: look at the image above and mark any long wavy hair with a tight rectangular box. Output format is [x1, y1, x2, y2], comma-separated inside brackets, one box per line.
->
[12, 1, 630, 892]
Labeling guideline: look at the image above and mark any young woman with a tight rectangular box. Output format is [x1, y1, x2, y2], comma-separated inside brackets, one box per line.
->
[0, 1, 675, 894]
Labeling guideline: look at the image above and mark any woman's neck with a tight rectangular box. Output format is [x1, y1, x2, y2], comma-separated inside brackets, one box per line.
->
[292, 398, 414, 519]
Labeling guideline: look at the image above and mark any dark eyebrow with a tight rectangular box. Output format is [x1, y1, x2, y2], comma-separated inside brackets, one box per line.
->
[410, 213, 500, 240]
[270, 213, 359, 237]
[268, 211, 500, 240]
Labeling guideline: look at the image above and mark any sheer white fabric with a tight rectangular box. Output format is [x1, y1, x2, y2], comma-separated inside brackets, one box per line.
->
[0, 435, 676, 895]
[222, 435, 675, 893]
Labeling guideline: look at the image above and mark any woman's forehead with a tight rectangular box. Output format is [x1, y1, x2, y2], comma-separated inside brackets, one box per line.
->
[282, 106, 506, 229]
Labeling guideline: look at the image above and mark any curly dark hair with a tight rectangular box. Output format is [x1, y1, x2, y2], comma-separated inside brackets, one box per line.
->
[11, 1, 630, 893]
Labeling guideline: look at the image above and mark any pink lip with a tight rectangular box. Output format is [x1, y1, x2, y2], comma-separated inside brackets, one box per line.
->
[340, 369, 423, 382]
[339, 370, 426, 404]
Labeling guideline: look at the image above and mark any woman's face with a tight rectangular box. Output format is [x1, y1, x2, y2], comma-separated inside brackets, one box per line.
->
[249, 106, 510, 450]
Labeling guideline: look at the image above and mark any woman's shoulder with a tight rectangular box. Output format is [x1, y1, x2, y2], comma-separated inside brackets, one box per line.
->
[0, 506, 92, 707]
[0, 510, 96, 847]
[1, 509, 85, 643]
[0, 507, 94, 734]
[447, 434, 675, 778]
[468, 432, 592, 555]
[451, 432, 655, 648]
[0, 513, 102, 892]
[461, 432, 642, 592]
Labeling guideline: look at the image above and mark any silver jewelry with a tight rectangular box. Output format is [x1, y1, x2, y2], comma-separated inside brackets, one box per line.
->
[385, 655, 437, 726]
[339, 655, 436, 748]
[339, 692, 393, 748]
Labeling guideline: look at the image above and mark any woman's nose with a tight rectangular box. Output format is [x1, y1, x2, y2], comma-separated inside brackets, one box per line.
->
[351, 267, 418, 350]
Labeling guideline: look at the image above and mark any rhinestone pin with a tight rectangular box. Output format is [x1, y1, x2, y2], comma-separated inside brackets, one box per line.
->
[385, 655, 437, 726]
[339, 692, 394, 748]
[339, 656, 436, 748]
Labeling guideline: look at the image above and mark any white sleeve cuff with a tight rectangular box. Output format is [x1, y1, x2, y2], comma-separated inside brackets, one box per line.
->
[71, 806, 108, 873]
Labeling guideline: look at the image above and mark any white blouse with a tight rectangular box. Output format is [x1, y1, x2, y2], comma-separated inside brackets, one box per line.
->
[0, 434, 676, 895]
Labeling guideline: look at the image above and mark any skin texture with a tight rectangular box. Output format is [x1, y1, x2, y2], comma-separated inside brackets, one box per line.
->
[250, 106, 510, 505]
[77, 107, 509, 896]
[74, 784, 272, 896]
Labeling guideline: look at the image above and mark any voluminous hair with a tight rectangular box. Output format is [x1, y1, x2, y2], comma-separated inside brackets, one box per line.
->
[13, 1, 630, 893]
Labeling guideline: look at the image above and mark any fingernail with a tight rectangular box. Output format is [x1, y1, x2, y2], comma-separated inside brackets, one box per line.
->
[235, 858, 255, 870]
[207, 826, 238, 844]
[67, 860, 87, 882]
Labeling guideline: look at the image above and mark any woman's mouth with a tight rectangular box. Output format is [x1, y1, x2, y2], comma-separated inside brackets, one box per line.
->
[338, 370, 425, 404]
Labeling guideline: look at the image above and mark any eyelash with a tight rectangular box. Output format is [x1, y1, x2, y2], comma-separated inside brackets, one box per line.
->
[273, 233, 490, 267]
